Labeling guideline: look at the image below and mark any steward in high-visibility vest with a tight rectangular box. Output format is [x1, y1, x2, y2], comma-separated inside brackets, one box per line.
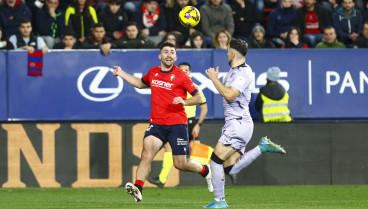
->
[255, 67, 292, 122]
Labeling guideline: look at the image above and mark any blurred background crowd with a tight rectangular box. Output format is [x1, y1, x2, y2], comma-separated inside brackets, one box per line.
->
[1, 0, 368, 54]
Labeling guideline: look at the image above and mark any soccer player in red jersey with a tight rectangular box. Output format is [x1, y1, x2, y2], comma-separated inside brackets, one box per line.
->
[112, 42, 213, 202]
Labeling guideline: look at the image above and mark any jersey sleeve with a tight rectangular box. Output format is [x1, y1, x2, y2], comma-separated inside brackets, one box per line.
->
[231, 71, 250, 93]
[182, 74, 198, 96]
[141, 72, 150, 86]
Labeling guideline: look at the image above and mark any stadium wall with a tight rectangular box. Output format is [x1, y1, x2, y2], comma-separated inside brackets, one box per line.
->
[0, 122, 367, 188]
[1, 49, 368, 121]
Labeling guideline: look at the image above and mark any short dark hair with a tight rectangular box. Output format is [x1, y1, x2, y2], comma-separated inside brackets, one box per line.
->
[229, 39, 248, 57]
[324, 26, 336, 34]
[109, 0, 122, 5]
[62, 29, 77, 38]
[93, 22, 105, 29]
[178, 62, 191, 70]
[20, 18, 32, 25]
[125, 21, 138, 30]
[159, 41, 176, 51]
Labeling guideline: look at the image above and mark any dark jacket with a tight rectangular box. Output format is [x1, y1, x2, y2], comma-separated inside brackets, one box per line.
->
[267, 5, 298, 38]
[333, 7, 363, 40]
[297, 4, 332, 34]
[65, 4, 98, 38]
[0, 39, 14, 50]
[98, 6, 128, 40]
[35, 5, 65, 38]
[0, 0, 32, 38]
[164, 2, 191, 44]
[131, 5, 167, 36]
[248, 38, 276, 48]
[82, 36, 116, 49]
[116, 34, 155, 48]
[53, 41, 81, 49]
[354, 34, 368, 48]
[14, 33, 39, 48]
[228, 0, 261, 38]
[255, 82, 286, 114]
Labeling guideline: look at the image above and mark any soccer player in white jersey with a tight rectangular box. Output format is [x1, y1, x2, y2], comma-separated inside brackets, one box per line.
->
[203, 39, 287, 208]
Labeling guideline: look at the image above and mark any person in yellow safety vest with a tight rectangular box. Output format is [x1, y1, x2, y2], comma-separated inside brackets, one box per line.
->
[255, 67, 292, 122]
[147, 62, 208, 187]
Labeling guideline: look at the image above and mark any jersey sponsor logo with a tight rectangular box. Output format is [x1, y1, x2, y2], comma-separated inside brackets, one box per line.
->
[151, 79, 174, 90]
[77, 66, 124, 102]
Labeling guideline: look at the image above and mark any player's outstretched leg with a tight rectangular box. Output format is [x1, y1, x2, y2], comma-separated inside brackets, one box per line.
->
[125, 182, 143, 202]
[258, 136, 286, 154]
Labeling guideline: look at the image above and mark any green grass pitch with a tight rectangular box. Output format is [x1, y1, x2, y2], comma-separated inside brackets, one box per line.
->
[0, 185, 367, 209]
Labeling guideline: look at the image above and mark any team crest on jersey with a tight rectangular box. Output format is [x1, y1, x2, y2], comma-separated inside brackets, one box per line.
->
[155, 73, 158, 77]
[170, 74, 175, 81]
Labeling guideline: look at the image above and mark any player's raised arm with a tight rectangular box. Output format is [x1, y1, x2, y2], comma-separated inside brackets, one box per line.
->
[112, 66, 148, 89]
[206, 66, 240, 101]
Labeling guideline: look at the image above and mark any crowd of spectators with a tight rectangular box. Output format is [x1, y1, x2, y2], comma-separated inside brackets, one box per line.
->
[1, 0, 368, 53]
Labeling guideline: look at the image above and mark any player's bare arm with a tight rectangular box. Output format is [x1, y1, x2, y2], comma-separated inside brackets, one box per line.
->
[172, 92, 202, 106]
[112, 66, 148, 89]
[206, 67, 240, 101]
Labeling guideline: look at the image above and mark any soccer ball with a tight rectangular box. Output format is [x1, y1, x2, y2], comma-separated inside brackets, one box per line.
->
[178, 6, 200, 28]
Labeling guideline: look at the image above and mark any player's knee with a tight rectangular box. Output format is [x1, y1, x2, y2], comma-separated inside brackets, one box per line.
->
[210, 152, 224, 164]
[141, 150, 154, 162]
[173, 160, 185, 171]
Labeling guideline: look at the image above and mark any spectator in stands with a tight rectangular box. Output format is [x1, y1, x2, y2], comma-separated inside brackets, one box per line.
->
[327, 0, 339, 12]
[116, 21, 156, 48]
[35, 0, 65, 49]
[282, 26, 309, 48]
[354, 20, 368, 47]
[53, 29, 81, 49]
[227, 0, 261, 41]
[123, 0, 142, 16]
[165, 0, 198, 46]
[98, 0, 128, 42]
[212, 29, 231, 49]
[297, 0, 332, 48]
[25, 0, 44, 29]
[333, 0, 363, 46]
[65, 0, 98, 44]
[9, 18, 49, 53]
[0, 0, 32, 39]
[83, 23, 115, 55]
[157, 31, 179, 47]
[316, 26, 346, 47]
[0, 25, 14, 50]
[267, 0, 298, 47]
[255, 67, 292, 122]
[90, 0, 111, 13]
[131, 0, 167, 46]
[188, 30, 207, 48]
[248, 23, 276, 48]
[200, 0, 234, 46]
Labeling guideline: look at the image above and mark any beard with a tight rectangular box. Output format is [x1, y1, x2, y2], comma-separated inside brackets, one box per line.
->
[162, 60, 173, 69]
[228, 58, 232, 66]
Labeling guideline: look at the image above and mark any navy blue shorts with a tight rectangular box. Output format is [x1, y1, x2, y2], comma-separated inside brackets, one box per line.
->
[144, 123, 189, 155]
